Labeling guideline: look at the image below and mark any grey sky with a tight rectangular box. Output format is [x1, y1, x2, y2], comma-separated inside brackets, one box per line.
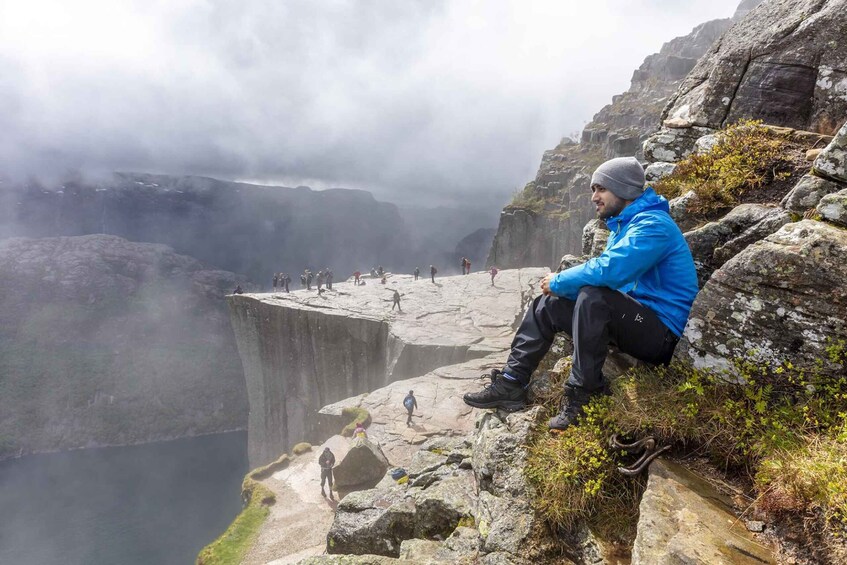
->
[1, 0, 742, 207]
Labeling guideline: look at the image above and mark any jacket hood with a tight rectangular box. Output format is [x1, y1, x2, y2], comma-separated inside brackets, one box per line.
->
[606, 187, 669, 231]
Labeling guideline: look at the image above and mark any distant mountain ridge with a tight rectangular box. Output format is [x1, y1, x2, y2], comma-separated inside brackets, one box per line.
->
[1, 172, 412, 285]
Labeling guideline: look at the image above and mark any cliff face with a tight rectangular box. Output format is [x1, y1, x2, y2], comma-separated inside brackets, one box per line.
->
[0, 235, 247, 458]
[227, 268, 546, 467]
[0, 172, 411, 285]
[486, 15, 735, 269]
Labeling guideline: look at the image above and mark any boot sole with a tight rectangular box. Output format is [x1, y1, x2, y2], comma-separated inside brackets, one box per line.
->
[463, 398, 526, 412]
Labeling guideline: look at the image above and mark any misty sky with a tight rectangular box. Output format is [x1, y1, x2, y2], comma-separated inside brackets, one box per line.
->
[1, 0, 742, 207]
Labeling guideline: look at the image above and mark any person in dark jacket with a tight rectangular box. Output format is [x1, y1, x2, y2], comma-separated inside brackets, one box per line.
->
[430, 265, 437, 283]
[326, 269, 334, 290]
[391, 289, 402, 311]
[403, 390, 418, 426]
[318, 447, 335, 499]
[233, 285, 243, 294]
[414, 266, 420, 281]
[272, 274, 278, 291]
[463, 157, 698, 432]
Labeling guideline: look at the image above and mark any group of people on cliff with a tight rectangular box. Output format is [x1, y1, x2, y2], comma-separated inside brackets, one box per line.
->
[264, 259, 502, 296]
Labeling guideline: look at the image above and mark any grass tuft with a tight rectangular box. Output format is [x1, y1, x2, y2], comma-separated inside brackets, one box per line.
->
[654, 119, 796, 214]
[340, 406, 371, 437]
[196, 476, 276, 565]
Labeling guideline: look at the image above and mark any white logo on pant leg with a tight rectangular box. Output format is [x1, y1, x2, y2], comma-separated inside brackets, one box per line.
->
[635, 314, 643, 323]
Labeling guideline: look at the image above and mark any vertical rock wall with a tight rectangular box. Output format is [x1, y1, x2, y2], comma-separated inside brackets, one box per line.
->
[228, 269, 546, 467]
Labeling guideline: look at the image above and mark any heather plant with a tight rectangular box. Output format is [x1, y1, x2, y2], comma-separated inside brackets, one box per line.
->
[653, 119, 795, 213]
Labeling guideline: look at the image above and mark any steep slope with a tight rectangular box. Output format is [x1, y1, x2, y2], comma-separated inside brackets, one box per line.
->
[0, 235, 247, 458]
[486, 14, 737, 269]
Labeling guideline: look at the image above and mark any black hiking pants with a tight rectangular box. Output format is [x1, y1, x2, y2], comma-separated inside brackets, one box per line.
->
[505, 286, 679, 392]
[321, 467, 333, 489]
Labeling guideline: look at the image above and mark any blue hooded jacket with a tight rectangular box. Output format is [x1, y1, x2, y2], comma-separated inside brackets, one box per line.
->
[548, 187, 698, 336]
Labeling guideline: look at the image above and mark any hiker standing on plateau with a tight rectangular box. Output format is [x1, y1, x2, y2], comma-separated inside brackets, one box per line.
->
[403, 390, 418, 426]
[318, 447, 335, 500]
[392, 289, 402, 311]
[462, 157, 698, 432]
[430, 265, 437, 283]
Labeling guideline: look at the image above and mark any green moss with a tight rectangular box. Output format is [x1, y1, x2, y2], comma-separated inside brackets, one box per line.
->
[340, 407, 371, 437]
[195, 477, 276, 565]
[248, 454, 290, 481]
[653, 119, 795, 213]
[291, 442, 312, 455]
[506, 183, 545, 214]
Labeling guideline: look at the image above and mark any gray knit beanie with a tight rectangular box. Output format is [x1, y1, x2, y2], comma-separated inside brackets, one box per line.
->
[590, 157, 646, 200]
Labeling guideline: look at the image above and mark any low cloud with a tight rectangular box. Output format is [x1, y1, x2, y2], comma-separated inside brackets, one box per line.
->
[0, 0, 741, 206]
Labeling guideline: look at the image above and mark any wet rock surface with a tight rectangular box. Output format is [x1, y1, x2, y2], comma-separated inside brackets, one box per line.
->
[632, 459, 775, 564]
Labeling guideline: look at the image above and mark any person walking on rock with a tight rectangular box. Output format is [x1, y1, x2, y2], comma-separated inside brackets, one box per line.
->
[318, 447, 335, 500]
[463, 157, 698, 432]
[272, 273, 278, 291]
[430, 265, 437, 283]
[466, 258, 471, 274]
[326, 269, 334, 290]
[306, 270, 313, 290]
[489, 266, 498, 286]
[460, 257, 468, 275]
[403, 390, 418, 426]
[392, 289, 402, 311]
[283, 273, 291, 293]
[414, 266, 420, 281]
[353, 270, 361, 285]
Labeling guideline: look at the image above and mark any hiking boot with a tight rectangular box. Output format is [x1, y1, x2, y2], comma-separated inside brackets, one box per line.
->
[463, 371, 526, 411]
[321, 488, 326, 497]
[548, 385, 595, 432]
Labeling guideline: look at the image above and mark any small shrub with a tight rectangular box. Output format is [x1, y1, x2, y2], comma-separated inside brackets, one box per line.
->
[654, 119, 795, 213]
[340, 406, 371, 437]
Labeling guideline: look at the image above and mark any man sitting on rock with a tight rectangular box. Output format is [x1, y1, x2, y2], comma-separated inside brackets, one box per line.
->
[463, 156, 698, 431]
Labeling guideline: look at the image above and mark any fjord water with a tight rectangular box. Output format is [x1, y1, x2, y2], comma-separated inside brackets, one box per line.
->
[0, 432, 247, 565]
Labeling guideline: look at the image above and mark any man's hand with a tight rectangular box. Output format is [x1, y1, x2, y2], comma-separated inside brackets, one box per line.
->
[540, 273, 557, 296]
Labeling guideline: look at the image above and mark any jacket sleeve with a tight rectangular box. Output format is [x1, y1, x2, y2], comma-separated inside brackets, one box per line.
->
[548, 215, 672, 299]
